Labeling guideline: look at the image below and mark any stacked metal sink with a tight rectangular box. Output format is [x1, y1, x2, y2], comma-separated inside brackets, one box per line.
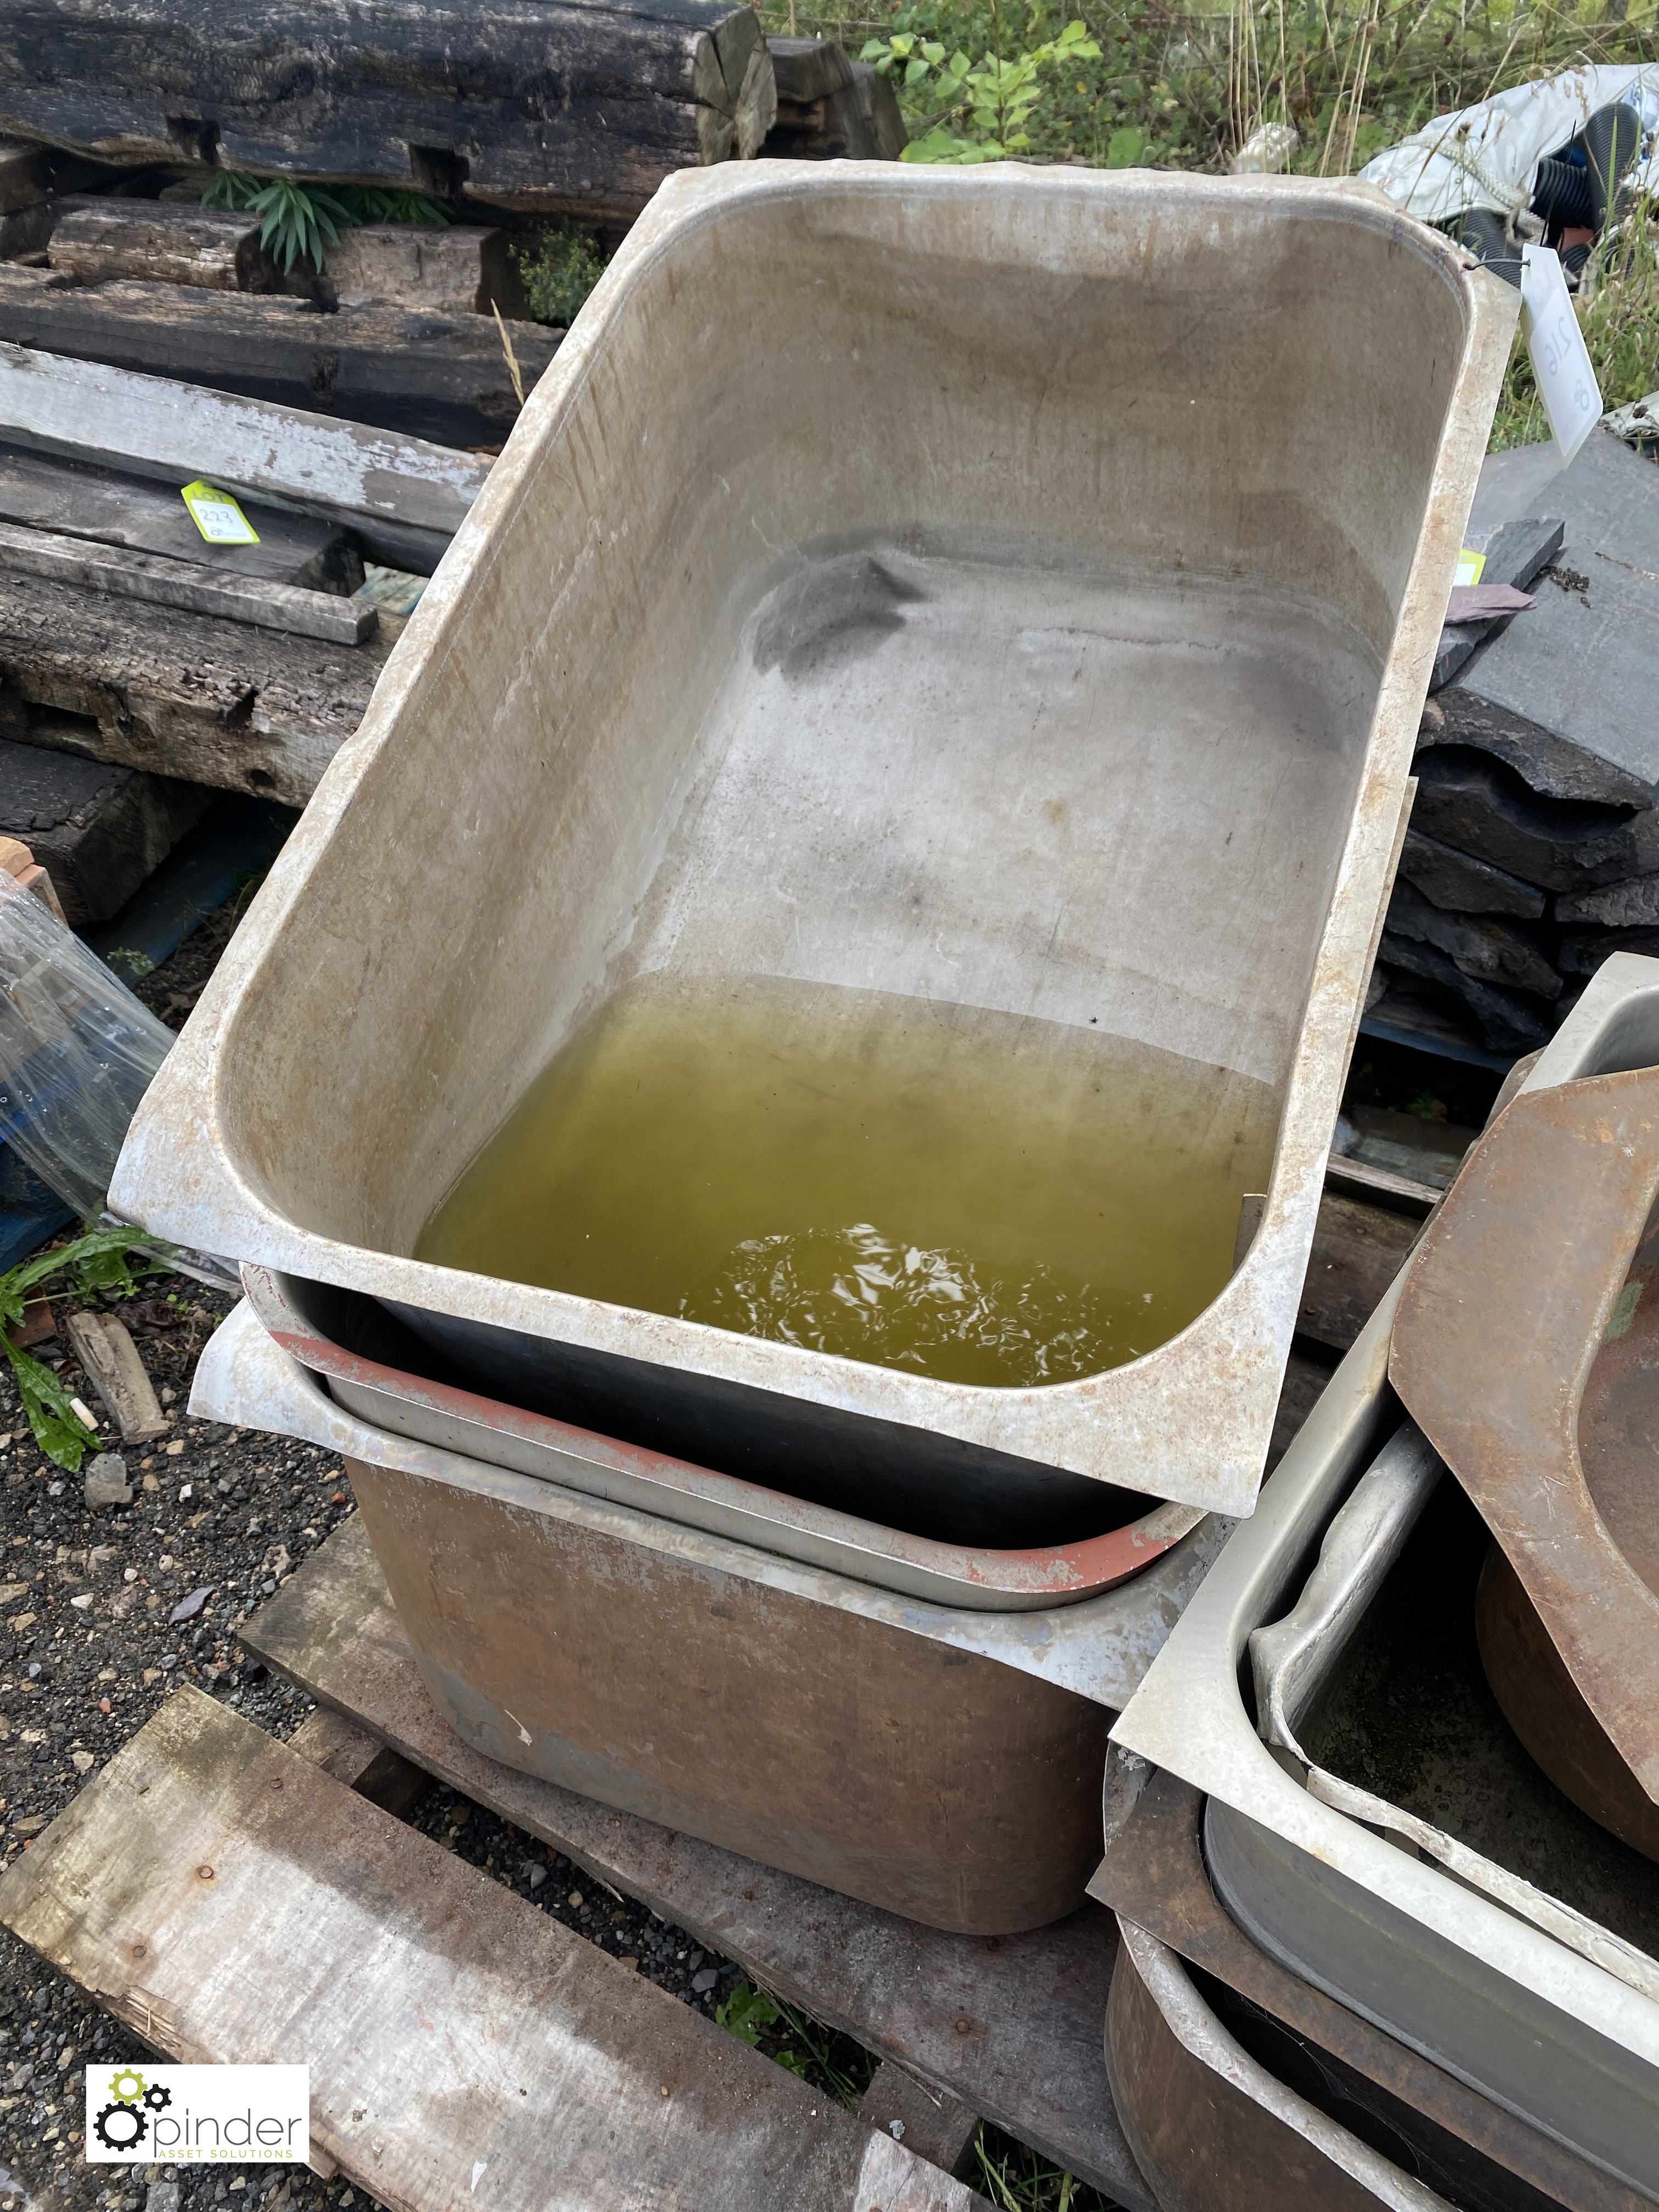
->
[1103, 955, 1659, 2205]
[120, 162, 1514, 1934]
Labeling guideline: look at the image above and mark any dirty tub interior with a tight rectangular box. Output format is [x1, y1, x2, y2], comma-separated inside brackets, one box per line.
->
[113, 162, 1517, 1525]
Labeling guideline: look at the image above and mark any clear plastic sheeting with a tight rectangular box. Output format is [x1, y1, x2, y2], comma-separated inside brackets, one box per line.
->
[0, 870, 175, 1221]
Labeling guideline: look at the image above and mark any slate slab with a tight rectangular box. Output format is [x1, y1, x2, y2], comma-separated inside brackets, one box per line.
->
[1396, 826, 1547, 919]
[1410, 748, 1659, 893]
[1384, 877, 1560, 999]
[1376, 931, 1555, 1054]
[1426, 431, 1659, 808]
[1429, 515, 1562, 693]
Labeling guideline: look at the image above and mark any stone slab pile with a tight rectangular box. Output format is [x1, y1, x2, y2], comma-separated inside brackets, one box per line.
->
[1369, 428, 1659, 1061]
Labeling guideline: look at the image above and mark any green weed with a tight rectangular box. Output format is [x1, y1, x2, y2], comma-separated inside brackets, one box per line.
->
[773, 0, 1657, 173]
[512, 224, 611, 326]
[203, 173, 452, 273]
[972, 2125, 1111, 2210]
[716, 1980, 1114, 2206]
[864, 10, 1101, 160]
[1, 1226, 177, 1470]
[715, 1978, 874, 2103]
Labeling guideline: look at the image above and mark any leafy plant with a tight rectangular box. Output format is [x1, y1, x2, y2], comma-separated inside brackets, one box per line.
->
[1, 1226, 177, 1471]
[103, 945, 155, 983]
[714, 1979, 781, 2045]
[865, 12, 1100, 162]
[972, 2123, 1097, 2210]
[203, 172, 451, 273]
[714, 1979, 871, 2103]
[512, 224, 611, 326]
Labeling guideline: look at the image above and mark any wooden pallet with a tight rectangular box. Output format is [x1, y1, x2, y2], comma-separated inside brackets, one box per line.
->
[0, 1683, 984, 2212]
[236, 1517, 1156, 2209]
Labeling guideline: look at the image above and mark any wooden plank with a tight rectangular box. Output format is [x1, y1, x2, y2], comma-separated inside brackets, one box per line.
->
[0, 200, 53, 261]
[0, 315, 492, 573]
[0, 0, 775, 228]
[47, 196, 280, 291]
[323, 223, 528, 320]
[242, 1516, 1158, 2211]
[0, 730, 209, 923]
[63, 1309, 170, 1442]
[0, 137, 53, 216]
[857, 2063, 978, 2179]
[287, 1703, 432, 1819]
[1323, 1153, 1439, 1215]
[0, 439, 362, 589]
[0, 269, 553, 472]
[1295, 1189, 1422, 1353]
[0, 515, 376, 644]
[0, 828, 66, 919]
[764, 61, 906, 160]
[767, 36, 856, 105]
[0, 135, 113, 216]
[0, 567, 384, 804]
[0, 1688, 980, 2212]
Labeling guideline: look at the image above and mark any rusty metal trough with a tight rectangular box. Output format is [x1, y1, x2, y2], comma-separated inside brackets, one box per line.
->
[193, 1295, 1225, 1933]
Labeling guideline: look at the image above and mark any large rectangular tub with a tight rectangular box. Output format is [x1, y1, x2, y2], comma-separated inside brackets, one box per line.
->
[113, 163, 1517, 1521]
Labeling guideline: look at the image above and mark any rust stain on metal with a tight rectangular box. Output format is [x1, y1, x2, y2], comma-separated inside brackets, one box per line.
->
[1390, 1067, 1659, 1807]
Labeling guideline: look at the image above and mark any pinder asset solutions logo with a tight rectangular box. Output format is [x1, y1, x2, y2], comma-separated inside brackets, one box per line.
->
[86, 2064, 309, 2164]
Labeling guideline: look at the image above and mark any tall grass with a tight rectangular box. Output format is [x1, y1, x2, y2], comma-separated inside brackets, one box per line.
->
[762, 0, 1657, 171]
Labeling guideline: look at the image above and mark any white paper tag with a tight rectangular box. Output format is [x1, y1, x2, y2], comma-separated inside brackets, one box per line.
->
[1520, 246, 1602, 467]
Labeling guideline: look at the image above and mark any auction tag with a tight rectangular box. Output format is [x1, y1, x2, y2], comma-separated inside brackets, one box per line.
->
[1520, 246, 1602, 467]
[1453, 549, 1486, 588]
[180, 479, 259, 545]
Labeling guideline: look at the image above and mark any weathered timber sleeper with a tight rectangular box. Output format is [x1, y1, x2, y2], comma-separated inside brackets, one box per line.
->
[0, 332, 491, 572]
[0, 0, 777, 226]
[0, 566, 385, 804]
[0, 265, 561, 454]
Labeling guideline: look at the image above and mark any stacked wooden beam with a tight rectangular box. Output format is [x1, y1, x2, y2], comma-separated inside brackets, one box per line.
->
[764, 40, 907, 161]
[0, 0, 779, 228]
[1367, 428, 1659, 1064]
[0, 346, 492, 805]
[0, 726, 208, 924]
[0, 258, 559, 450]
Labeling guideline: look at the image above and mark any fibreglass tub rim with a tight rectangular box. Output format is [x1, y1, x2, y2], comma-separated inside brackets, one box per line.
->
[241, 1262, 1206, 1612]
[110, 162, 1521, 1521]
[191, 1294, 1232, 1711]
[1109, 958, 1659, 2135]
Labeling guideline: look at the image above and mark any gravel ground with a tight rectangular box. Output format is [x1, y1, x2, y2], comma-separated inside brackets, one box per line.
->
[0, 918, 1116, 2212]
[0, 1276, 932, 2212]
[0, 1273, 351, 2212]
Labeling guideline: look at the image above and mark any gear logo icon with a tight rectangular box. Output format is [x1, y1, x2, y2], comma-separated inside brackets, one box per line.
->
[94, 2101, 149, 2152]
[143, 2082, 173, 2112]
[108, 2067, 147, 2104]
